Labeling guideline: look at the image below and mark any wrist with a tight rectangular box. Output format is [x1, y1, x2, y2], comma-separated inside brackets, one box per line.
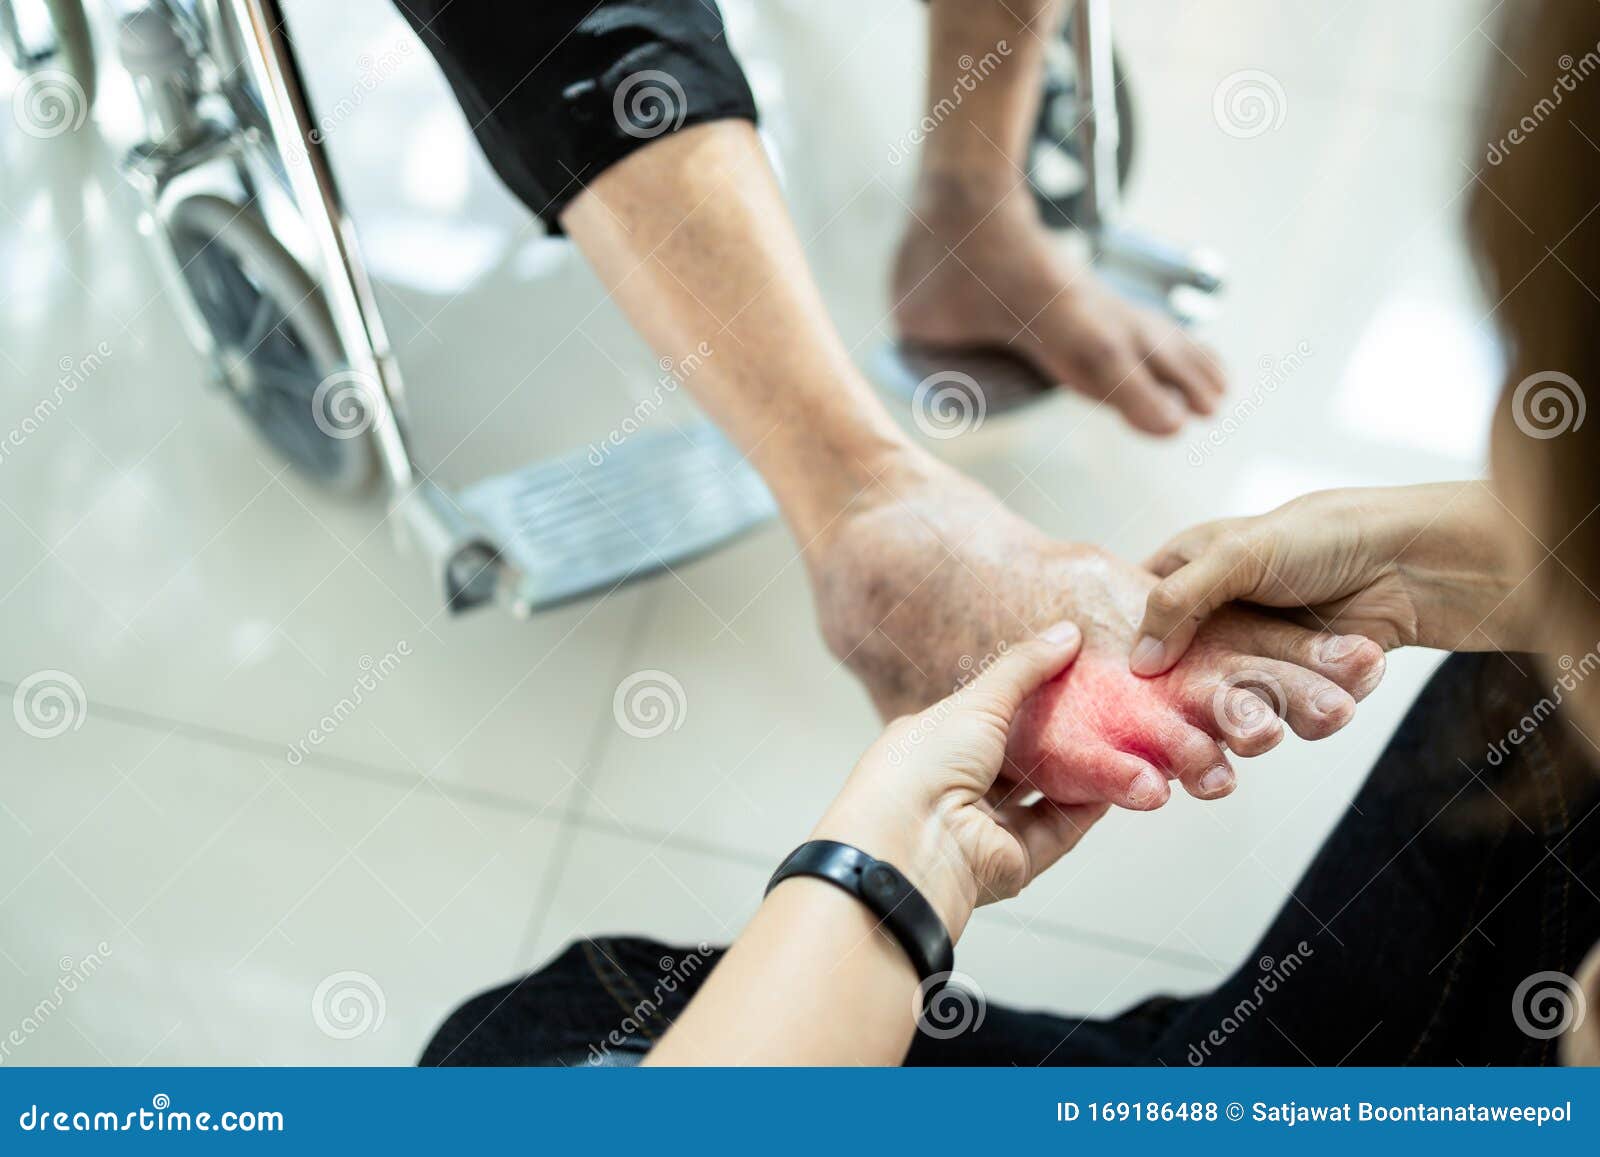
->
[1389, 482, 1538, 650]
[809, 788, 977, 942]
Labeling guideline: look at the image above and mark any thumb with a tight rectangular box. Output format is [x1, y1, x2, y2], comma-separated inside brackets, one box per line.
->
[1130, 545, 1267, 676]
[964, 621, 1083, 720]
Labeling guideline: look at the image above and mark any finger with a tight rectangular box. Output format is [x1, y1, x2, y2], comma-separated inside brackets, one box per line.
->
[994, 796, 1110, 883]
[1186, 339, 1229, 397]
[1142, 521, 1226, 577]
[1227, 617, 1389, 703]
[1130, 545, 1269, 677]
[960, 621, 1083, 720]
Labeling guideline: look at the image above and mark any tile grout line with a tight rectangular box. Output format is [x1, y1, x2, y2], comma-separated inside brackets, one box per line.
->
[507, 582, 666, 969]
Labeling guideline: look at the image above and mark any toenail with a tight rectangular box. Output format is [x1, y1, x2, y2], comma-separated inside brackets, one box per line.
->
[1128, 769, 1165, 806]
[1318, 635, 1362, 663]
[1200, 766, 1234, 796]
[1314, 688, 1350, 716]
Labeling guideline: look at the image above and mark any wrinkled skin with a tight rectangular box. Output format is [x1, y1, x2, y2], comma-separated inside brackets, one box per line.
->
[807, 464, 1387, 809]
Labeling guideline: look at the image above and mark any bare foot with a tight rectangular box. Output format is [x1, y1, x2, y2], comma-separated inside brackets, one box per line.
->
[808, 457, 1386, 810]
[891, 180, 1226, 435]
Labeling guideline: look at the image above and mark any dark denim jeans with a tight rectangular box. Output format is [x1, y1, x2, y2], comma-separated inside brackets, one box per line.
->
[421, 653, 1600, 1066]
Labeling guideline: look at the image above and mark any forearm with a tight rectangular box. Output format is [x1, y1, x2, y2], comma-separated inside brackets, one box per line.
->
[560, 121, 922, 540]
[644, 880, 923, 1066]
[646, 786, 977, 1066]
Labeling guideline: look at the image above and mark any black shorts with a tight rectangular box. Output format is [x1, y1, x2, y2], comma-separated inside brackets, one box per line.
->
[394, 0, 758, 233]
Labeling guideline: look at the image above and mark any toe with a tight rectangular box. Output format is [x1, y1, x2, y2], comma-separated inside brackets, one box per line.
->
[1161, 726, 1236, 800]
[1226, 658, 1356, 741]
[1181, 681, 1285, 756]
[1109, 369, 1189, 435]
[1150, 345, 1218, 417]
[1232, 619, 1388, 702]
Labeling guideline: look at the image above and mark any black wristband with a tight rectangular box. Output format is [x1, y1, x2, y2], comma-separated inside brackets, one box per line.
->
[765, 840, 955, 987]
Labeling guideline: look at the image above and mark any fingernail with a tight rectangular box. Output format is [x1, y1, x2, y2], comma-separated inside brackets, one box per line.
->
[1129, 635, 1167, 676]
[1127, 769, 1166, 807]
[1041, 620, 1080, 645]
[1200, 765, 1234, 797]
[1318, 635, 1361, 663]
[1314, 688, 1351, 716]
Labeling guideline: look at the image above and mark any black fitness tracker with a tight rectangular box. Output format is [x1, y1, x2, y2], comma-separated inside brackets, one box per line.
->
[765, 840, 955, 987]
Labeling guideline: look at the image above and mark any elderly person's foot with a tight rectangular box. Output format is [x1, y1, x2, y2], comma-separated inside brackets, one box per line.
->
[806, 455, 1386, 809]
[891, 177, 1226, 434]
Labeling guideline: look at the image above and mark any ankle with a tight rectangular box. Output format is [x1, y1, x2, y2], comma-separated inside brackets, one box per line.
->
[911, 169, 1038, 234]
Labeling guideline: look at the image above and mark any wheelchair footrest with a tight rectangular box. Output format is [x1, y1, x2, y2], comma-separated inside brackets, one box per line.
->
[457, 421, 776, 614]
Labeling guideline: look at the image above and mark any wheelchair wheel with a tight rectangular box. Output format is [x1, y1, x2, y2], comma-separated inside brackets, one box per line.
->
[164, 194, 378, 494]
[1030, 29, 1135, 230]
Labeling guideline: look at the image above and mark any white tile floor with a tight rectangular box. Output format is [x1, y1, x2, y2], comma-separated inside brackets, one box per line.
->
[0, 0, 1502, 1063]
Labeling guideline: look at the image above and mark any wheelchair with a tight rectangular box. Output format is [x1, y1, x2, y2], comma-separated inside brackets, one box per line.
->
[0, 0, 1221, 616]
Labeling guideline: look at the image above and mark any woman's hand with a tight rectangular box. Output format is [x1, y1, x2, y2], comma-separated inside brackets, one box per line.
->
[810, 621, 1109, 940]
[1128, 482, 1537, 677]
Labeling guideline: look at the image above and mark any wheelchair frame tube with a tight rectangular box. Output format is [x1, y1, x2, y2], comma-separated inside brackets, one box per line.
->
[222, 0, 415, 493]
[1070, 0, 1121, 239]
